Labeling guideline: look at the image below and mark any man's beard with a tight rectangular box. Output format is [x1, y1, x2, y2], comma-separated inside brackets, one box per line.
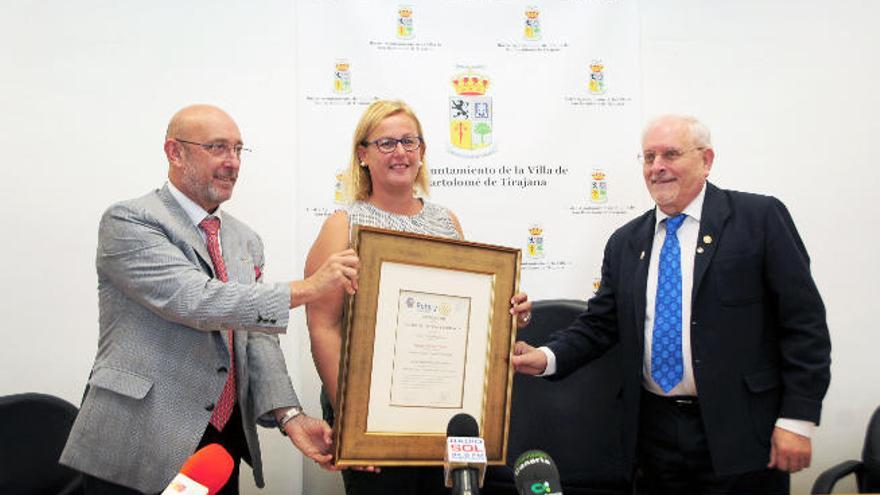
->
[181, 159, 235, 210]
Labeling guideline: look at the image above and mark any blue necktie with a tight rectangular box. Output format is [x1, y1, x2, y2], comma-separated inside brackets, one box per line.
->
[651, 213, 687, 393]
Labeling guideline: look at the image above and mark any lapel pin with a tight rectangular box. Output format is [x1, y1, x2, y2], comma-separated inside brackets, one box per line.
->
[640, 251, 645, 260]
[703, 235, 713, 244]
[696, 246, 705, 254]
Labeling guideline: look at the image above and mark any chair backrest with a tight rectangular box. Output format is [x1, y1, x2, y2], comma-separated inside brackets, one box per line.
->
[0, 393, 84, 494]
[483, 299, 630, 495]
[861, 405, 880, 491]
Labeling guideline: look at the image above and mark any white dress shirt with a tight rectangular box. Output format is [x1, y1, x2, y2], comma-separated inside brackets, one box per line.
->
[167, 181, 223, 253]
[641, 187, 704, 396]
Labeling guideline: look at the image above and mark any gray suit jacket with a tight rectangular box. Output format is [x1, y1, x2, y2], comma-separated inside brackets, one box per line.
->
[61, 184, 299, 493]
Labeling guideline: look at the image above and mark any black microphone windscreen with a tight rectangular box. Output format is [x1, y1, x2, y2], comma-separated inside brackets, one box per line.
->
[513, 450, 562, 495]
[447, 412, 479, 437]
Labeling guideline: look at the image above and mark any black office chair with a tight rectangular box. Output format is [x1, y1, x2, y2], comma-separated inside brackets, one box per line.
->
[0, 393, 84, 494]
[483, 299, 631, 495]
[811, 405, 880, 493]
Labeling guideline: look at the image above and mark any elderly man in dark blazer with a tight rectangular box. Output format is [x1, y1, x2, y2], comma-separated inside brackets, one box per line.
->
[61, 104, 359, 494]
[512, 115, 831, 494]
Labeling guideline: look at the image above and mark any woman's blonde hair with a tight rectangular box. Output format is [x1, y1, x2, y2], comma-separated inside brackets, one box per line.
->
[344, 100, 431, 202]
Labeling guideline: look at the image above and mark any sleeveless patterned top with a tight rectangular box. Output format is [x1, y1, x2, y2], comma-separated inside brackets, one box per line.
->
[346, 200, 462, 240]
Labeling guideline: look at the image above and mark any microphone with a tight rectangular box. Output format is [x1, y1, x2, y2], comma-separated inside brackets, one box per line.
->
[161, 443, 234, 495]
[444, 413, 486, 495]
[513, 450, 562, 495]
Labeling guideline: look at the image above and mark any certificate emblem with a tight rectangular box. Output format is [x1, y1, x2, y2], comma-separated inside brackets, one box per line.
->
[449, 70, 495, 157]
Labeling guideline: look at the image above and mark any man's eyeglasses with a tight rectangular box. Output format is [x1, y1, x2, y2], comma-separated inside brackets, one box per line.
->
[361, 136, 423, 154]
[639, 147, 704, 165]
[176, 139, 251, 158]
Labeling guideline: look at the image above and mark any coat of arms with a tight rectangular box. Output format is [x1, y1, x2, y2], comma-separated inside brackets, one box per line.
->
[591, 170, 608, 204]
[449, 71, 494, 157]
[588, 60, 606, 95]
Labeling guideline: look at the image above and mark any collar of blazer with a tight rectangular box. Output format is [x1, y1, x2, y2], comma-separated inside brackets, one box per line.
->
[157, 185, 253, 285]
[692, 182, 730, 299]
[629, 210, 655, 345]
[627, 181, 732, 343]
[156, 184, 222, 280]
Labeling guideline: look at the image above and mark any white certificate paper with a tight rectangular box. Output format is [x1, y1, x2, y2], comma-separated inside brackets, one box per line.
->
[390, 290, 471, 408]
[367, 262, 492, 434]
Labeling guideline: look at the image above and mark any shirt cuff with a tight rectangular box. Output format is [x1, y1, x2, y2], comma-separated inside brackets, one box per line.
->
[775, 418, 815, 438]
[538, 346, 557, 377]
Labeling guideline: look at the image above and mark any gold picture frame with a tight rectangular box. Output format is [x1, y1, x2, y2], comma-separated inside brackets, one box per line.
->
[333, 226, 521, 466]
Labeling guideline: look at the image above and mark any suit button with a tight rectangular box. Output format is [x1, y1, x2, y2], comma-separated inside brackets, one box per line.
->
[691, 320, 698, 326]
[205, 403, 215, 412]
[217, 366, 228, 373]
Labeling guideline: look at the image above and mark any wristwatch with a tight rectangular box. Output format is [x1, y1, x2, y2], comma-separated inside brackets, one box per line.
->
[277, 406, 304, 435]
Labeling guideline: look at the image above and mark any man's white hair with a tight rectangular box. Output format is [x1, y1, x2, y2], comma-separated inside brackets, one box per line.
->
[642, 115, 712, 148]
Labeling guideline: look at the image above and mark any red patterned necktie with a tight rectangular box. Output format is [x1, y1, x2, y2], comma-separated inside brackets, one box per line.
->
[199, 216, 236, 431]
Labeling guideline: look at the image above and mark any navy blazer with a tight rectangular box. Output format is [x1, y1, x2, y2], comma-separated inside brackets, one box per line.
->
[546, 182, 831, 477]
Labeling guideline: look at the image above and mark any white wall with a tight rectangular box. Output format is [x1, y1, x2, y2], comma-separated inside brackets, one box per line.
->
[1, 1, 878, 494]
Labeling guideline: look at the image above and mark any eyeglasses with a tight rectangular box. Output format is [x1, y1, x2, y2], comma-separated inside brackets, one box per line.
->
[639, 147, 705, 165]
[176, 139, 251, 158]
[361, 136, 423, 154]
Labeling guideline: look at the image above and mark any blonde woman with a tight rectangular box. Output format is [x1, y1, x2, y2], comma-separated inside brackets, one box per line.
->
[306, 100, 531, 494]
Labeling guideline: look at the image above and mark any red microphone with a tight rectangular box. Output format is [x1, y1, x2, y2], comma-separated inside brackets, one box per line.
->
[161, 443, 234, 495]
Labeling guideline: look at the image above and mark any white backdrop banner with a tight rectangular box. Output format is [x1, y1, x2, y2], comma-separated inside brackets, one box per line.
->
[296, 0, 644, 301]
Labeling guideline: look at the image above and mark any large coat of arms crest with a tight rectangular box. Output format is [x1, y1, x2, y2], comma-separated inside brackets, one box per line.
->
[449, 71, 495, 157]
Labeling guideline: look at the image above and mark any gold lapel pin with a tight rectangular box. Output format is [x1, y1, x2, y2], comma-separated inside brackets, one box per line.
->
[703, 235, 713, 244]
[640, 251, 645, 260]
[697, 246, 705, 254]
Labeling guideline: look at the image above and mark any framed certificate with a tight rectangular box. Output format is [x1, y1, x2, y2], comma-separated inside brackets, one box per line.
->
[333, 226, 521, 466]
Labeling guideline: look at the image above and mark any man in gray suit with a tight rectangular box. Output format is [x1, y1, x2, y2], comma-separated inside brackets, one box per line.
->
[61, 104, 359, 494]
